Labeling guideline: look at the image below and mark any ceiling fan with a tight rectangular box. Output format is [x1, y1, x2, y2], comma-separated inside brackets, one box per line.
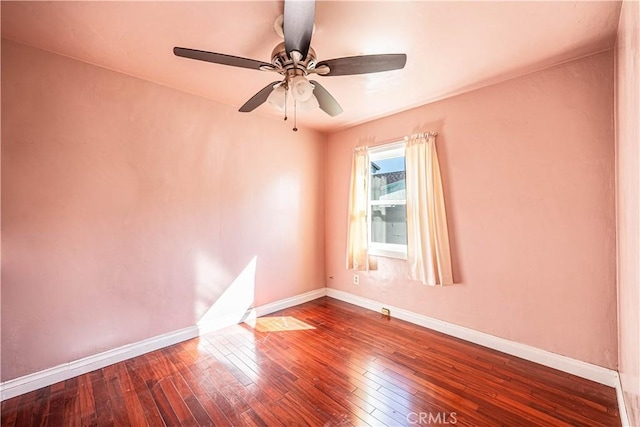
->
[174, 0, 407, 129]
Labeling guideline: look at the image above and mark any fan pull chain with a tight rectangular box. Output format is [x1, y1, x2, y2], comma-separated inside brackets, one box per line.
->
[293, 99, 298, 132]
[283, 88, 288, 121]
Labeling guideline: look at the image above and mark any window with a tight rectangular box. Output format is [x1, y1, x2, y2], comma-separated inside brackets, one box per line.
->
[368, 143, 407, 259]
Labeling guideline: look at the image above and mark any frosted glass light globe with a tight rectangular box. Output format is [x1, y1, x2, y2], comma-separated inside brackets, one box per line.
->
[267, 85, 286, 110]
[291, 76, 314, 102]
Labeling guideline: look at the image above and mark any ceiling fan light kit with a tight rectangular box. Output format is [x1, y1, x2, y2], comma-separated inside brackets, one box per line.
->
[298, 92, 320, 112]
[267, 85, 287, 111]
[173, 0, 407, 131]
[291, 75, 314, 102]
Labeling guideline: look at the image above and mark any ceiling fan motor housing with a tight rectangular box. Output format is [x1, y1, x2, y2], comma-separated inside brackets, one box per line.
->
[271, 42, 318, 81]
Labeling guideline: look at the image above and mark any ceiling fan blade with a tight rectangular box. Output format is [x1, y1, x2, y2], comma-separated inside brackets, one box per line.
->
[174, 47, 271, 71]
[316, 54, 407, 76]
[284, 0, 315, 60]
[309, 81, 343, 117]
[239, 81, 280, 112]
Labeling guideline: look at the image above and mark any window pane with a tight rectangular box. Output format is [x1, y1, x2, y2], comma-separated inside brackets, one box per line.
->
[371, 156, 405, 201]
[371, 204, 407, 245]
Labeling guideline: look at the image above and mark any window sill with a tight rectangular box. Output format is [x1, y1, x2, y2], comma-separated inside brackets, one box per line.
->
[369, 248, 407, 260]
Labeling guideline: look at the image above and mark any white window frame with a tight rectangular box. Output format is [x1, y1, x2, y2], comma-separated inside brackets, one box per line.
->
[368, 142, 407, 260]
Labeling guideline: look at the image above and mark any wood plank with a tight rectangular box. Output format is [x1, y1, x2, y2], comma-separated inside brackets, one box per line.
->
[90, 375, 115, 427]
[123, 361, 165, 427]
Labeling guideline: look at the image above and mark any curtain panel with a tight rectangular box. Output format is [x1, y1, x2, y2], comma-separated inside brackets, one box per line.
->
[405, 133, 453, 285]
[346, 146, 370, 271]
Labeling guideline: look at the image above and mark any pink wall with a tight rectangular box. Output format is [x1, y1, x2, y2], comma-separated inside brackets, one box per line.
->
[616, 1, 640, 423]
[0, 35, 622, 385]
[326, 52, 617, 368]
[1, 39, 326, 381]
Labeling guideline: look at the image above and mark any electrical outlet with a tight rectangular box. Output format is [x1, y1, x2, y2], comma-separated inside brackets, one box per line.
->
[353, 274, 359, 285]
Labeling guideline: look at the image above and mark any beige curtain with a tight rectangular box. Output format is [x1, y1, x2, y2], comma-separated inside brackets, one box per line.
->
[346, 146, 370, 271]
[405, 133, 453, 285]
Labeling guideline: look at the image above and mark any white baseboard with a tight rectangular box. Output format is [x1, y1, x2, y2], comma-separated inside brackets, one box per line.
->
[253, 288, 327, 317]
[325, 288, 619, 388]
[0, 288, 326, 401]
[2, 284, 627, 423]
[614, 372, 631, 427]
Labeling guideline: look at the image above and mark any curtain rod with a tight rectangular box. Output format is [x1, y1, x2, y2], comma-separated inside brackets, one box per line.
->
[405, 131, 438, 140]
[359, 131, 438, 151]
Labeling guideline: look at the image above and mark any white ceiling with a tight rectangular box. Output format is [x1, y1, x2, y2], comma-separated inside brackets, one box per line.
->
[1, 1, 622, 133]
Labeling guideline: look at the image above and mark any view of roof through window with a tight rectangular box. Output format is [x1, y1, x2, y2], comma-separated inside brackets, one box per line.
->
[371, 156, 406, 201]
[372, 157, 404, 174]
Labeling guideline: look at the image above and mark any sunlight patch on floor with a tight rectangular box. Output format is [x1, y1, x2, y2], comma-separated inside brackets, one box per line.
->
[245, 316, 316, 332]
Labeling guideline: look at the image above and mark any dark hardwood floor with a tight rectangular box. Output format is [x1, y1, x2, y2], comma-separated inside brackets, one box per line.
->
[1, 297, 620, 426]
